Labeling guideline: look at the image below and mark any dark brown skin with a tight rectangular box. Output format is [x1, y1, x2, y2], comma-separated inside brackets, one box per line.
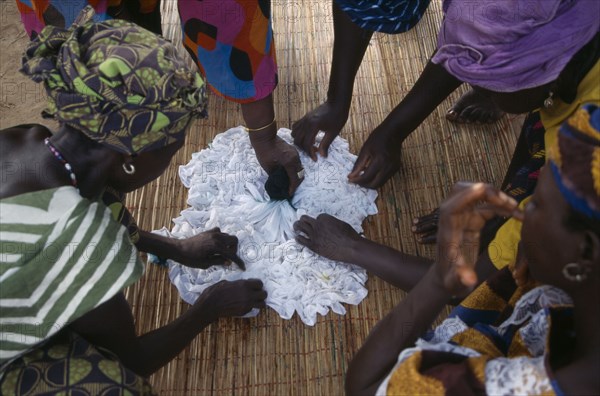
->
[520, 168, 600, 395]
[446, 88, 504, 124]
[243, 94, 304, 196]
[291, 2, 502, 170]
[69, 279, 266, 377]
[0, 124, 245, 268]
[293, 184, 521, 394]
[292, 0, 561, 191]
[410, 30, 599, 243]
[292, 1, 372, 161]
[346, 61, 553, 189]
[293, 213, 497, 292]
[298, 171, 599, 395]
[339, 183, 523, 395]
[347, 61, 462, 188]
[136, 228, 245, 270]
[0, 124, 267, 376]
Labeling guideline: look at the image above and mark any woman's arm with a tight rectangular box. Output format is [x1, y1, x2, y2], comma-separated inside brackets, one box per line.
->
[136, 229, 245, 269]
[345, 266, 450, 394]
[344, 183, 523, 394]
[69, 280, 266, 377]
[294, 214, 432, 290]
[348, 61, 462, 188]
[294, 213, 498, 292]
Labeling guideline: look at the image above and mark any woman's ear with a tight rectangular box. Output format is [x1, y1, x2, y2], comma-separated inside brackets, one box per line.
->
[119, 154, 136, 175]
[581, 232, 599, 259]
[579, 231, 600, 279]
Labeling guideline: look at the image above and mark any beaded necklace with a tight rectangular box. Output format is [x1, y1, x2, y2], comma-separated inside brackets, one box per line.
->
[44, 138, 79, 192]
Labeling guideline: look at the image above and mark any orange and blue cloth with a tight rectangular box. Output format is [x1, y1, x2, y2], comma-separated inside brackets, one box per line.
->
[178, 0, 277, 103]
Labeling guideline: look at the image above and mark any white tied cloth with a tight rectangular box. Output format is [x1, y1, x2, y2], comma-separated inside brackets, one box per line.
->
[160, 127, 378, 325]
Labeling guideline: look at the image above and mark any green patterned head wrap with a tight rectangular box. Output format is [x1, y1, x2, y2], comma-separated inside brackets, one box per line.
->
[20, 7, 207, 154]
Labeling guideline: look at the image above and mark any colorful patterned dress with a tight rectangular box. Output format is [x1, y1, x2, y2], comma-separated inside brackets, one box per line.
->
[16, 0, 161, 38]
[335, 0, 431, 34]
[376, 268, 571, 395]
[178, 0, 277, 103]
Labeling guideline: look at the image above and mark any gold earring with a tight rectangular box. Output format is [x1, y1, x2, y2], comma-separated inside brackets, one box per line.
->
[562, 262, 588, 282]
[122, 163, 136, 175]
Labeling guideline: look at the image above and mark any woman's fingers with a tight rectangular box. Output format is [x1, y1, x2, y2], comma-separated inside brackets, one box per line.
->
[284, 159, 304, 196]
[295, 234, 312, 248]
[292, 119, 319, 161]
[348, 158, 379, 186]
[294, 215, 316, 233]
[226, 253, 246, 270]
[294, 216, 317, 248]
[348, 152, 371, 181]
[247, 279, 264, 290]
[456, 265, 478, 288]
[318, 132, 336, 158]
[442, 183, 519, 219]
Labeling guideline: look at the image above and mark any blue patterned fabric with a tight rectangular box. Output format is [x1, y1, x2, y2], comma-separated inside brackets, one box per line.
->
[335, 0, 431, 34]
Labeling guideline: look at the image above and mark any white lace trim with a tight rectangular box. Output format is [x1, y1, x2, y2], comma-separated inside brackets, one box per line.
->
[498, 285, 572, 334]
[376, 286, 571, 395]
[159, 127, 378, 325]
[485, 356, 553, 396]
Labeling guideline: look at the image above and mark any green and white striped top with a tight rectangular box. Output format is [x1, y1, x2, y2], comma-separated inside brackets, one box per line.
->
[0, 186, 144, 371]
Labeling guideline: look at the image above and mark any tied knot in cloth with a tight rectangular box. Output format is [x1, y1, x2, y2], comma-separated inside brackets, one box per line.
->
[20, 6, 208, 154]
[265, 166, 291, 201]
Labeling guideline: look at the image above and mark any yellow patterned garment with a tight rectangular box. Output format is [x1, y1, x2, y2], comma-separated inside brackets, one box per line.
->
[489, 60, 600, 269]
[540, 61, 600, 157]
[487, 198, 529, 271]
[378, 268, 572, 396]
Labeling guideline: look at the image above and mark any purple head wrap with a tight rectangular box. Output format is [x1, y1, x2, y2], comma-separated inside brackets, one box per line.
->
[431, 0, 600, 92]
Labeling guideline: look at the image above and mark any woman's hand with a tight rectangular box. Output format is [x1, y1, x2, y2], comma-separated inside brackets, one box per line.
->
[291, 101, 349, 161]
[195, 279, 267, 319]
[250, 130, 304, 196]
[177, 228, 245, 270]
[348, 125, 403, 189]
[293, 213, 363, 262]
[435, 182, 523, 296]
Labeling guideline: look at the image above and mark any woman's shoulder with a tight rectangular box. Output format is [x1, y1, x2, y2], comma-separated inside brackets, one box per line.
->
[0, 123, 52, 153]
[0, 123, 52, 137]
[0, 124, 57, 199]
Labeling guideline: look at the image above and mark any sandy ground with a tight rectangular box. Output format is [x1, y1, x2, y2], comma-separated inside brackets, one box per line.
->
[0, 0, 55, 129]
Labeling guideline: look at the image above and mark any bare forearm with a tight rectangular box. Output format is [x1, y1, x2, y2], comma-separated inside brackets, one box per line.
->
[126, 301, 216, 376]
[136, 230, 181, 261]
[345, 267, 450, 395]
[381, 60, 461, 142]
[242, 94, 275, 130]
[350, 238, 433, 291]
[70, 293, 217, 377]
[326, 1, 373, 106]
